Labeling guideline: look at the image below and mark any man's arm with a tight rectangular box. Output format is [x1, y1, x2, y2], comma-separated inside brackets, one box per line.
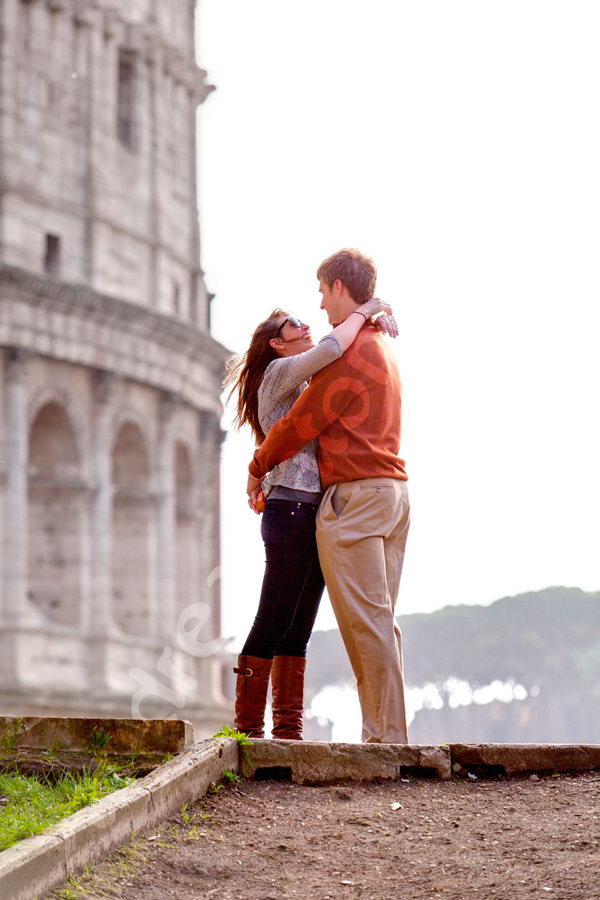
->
[249, 355, 367, 481]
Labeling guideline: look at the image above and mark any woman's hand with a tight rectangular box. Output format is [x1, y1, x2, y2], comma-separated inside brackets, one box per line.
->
[355, 298, 398, 338]
[373, 313, 399, 339]
[357, 296, 392, 320]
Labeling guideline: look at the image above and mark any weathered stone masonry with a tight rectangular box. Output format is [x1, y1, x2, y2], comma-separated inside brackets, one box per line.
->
[0, 0, 231, 735]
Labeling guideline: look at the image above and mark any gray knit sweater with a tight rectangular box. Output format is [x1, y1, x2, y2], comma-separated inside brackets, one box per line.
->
[257, 334, 342, 495]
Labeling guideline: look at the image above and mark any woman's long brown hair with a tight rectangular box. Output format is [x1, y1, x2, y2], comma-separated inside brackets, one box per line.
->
[224, 308, 289, 444]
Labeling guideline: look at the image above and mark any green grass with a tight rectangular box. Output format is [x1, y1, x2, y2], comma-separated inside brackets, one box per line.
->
[213, 725, 253, 771]
[88, 728, 111, 752]
[213, 725, 253, 747]
[222, 769, 240, 784]
[0, 768, 135, 852]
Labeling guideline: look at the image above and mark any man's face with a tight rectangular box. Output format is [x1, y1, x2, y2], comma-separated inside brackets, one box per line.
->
[319, 278, 341, 325]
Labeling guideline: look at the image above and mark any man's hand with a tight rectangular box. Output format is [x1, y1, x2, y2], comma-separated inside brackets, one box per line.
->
[248, 488, 265, 513]
[247, 473, 263, 513]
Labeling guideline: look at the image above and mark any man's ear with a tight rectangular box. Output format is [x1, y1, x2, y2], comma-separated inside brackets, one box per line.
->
[333, 278, 345, 295]
[269, 338, 283, 351]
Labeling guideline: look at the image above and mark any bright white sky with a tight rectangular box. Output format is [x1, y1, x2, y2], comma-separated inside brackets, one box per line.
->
[196, 1, 600, 652]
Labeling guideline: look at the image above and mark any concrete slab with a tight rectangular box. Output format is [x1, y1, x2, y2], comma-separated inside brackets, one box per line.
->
[0, 716, 194, 755]
[450, 743, 600, 775]
[0, 716, 195, 777]
[242, 740, 452, 782]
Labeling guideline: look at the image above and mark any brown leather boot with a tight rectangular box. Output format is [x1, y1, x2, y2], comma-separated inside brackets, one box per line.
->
[233, 655, 272, 738]
[271, 655, 306, 740]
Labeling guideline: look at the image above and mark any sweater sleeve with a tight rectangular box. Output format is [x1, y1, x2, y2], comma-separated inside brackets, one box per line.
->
[260, 334, 342, 407]
[249, 355, 367, 479]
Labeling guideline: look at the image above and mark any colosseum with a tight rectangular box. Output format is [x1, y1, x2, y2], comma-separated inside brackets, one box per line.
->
[0, 0, 231, 735]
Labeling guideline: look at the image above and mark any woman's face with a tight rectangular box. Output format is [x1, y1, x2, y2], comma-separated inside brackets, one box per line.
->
[273, 317, 315, 356]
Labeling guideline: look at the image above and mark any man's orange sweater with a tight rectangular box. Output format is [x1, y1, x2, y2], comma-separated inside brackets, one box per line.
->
[249, 325, 407, 490]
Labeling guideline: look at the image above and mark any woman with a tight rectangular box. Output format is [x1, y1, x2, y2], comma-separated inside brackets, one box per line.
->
[225, 297, 393, 739]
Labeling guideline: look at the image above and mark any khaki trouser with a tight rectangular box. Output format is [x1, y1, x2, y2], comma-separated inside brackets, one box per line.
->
[316, 477, 410, 743]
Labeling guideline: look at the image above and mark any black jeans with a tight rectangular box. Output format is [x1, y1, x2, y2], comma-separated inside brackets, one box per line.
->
[241, 499, 325, 659]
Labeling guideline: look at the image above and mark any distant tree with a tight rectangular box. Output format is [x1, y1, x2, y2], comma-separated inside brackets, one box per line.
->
[306, 587, 600, 742]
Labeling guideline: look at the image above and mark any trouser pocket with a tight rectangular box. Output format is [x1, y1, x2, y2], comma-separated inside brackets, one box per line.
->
[331, 482, 355, 517]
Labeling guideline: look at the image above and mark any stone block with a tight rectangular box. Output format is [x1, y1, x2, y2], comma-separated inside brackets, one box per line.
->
[242, 740, 452, 783]
[0, 715, 194, 755]
[102, 10, 121, 41]
[46, 0, 71, 11]
[73, 0, 96, 27]
[449, 743, 600, 775]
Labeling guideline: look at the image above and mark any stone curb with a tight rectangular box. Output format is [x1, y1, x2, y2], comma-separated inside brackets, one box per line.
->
[242, 740, 452, 782]
[0, 737, 238, 900]
[242, 741, 600, 784]
[449, 743, 600, 775]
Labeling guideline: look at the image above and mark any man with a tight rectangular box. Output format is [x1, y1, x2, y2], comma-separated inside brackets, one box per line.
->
[247, 248, 410, 743]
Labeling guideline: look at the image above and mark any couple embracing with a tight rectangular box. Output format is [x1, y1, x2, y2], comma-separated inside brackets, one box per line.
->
[226, 248, 410, 744]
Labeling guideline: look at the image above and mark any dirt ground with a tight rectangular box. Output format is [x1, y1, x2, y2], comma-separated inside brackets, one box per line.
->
[47, 772, 600, 900]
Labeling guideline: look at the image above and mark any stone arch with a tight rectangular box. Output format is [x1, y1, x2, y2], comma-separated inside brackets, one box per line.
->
[110, 406, 155, 485]
[28, 385, 90, 481]
[111, 421, 151, 636]
[175, 440, 195, 616]
[27, 401, 83, 626]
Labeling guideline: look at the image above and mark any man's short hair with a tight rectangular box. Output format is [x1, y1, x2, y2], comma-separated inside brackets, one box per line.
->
[317, 248, 377, 304]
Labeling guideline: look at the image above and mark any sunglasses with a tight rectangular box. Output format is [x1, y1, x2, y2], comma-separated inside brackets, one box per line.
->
[274, 316, 305, 339]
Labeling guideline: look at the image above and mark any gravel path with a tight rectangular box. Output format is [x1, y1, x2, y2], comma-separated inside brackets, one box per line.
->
[48, 772, 600, 899]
